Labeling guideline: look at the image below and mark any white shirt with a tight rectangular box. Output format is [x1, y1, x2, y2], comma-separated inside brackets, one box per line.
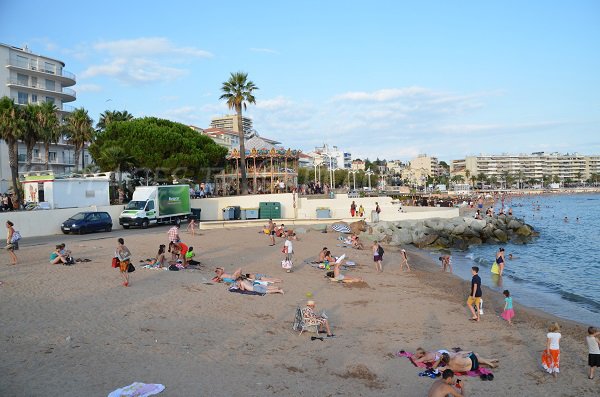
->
[284, 240, 293, 254]
[547, 332, 561, 350]
[586, 335, 600, 354]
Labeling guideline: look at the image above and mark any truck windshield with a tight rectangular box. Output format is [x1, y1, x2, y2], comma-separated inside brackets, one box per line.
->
[125, 201, 146, 210]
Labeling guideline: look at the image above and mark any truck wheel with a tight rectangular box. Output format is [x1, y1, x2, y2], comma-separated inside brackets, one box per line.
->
[142, 220, 149, 229]
[123, 225, 130, 229]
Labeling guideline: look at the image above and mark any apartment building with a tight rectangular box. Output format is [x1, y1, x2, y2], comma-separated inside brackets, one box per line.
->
[209, 114, 253, 135]
[310, 144, 352, 169]
[401, 154, 440, 186]
[351, 159, 366, 171]
[0, 43, 80, 192]
[452, 152, 600, 181]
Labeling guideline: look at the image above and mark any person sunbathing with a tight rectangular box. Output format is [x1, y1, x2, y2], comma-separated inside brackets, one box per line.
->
[50, 244, 68, 265]
[441, 351, 499, 372]
[302, 300, 334, 337]
[235, 277, 284, 294]
[318, 247, 328, 262]
[145, 244, 167, 268]
[414, 348, 451, 371]
[244, 273, 283, 283]
[212, 267, 242, 283]
[351, 234, 364, 250]
[327, 261, 363, 283]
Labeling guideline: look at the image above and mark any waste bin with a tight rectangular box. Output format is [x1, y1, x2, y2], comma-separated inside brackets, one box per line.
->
[246, 208, 259, 219]
[259, 202, 282, 219]
[232, 206, 241, 220]
[191, 208, 201, 221]
[222, 207, 235, 220]
[240, 209, 247, 220]
[316, 208, 331, 218]
[329, 192, 335, 199]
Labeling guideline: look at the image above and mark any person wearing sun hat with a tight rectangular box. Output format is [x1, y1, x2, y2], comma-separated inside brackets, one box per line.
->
[302, 300, 335, 337]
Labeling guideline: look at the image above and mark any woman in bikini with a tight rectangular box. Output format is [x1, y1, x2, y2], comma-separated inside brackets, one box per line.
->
[442, 351, 499, 372]
[414, 348, 451, 372]
[328, 261, 363, 283]
[496, 247, 506, 276]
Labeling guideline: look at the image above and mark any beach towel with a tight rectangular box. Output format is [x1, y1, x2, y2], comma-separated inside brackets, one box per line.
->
[228, 288, 265, 296]
[108, 382, 165, 397]
[396, 351, 493, 377]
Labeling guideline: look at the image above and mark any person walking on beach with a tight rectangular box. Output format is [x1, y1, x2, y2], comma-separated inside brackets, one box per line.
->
[268, 219, 276, 246]
[187, 217, 197, 236]
[4, 221, 18, 265]
[400, 249, 411, 271]
[427, 369, 465, 397]
[501, 290, 515, 325]
[542, 322, 561, 378]
[350, 201, 357, 217]
[586, 326, 600, 380]
[372, 241, 383, 272]
[283, 234, 293, 273]
[467, 266, 482, 322]
[115, 238, 132, 287]
[358, 204, 364, 217]
[374, 202, 381, 222]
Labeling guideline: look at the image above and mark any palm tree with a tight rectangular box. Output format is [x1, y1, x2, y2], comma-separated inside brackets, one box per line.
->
[465, 169, 471, 186]
[97, 110, 134, 131]
[470, 175, 477, 189]
[65, 108, 94, 171]
[37, 102, 60, 171]
[98, 146, 134, 184]
[219, 72, 258, 195]
[22, 103, 41, 171]
[0, 97, 24, 205]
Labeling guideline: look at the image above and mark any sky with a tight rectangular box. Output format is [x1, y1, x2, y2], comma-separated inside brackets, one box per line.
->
[1, 0, 599, 162]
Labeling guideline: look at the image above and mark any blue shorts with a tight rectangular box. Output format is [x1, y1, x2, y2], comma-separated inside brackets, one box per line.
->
[254, 284, 267, 294]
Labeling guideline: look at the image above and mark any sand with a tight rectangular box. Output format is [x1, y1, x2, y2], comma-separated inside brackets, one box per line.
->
[0, 225, 598, 396]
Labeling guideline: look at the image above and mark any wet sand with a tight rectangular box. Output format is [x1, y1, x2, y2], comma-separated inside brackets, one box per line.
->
[0, 226, 597, 396]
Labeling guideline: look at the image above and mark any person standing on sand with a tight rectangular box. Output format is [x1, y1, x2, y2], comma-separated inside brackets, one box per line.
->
[116, 238, 132, 287]
[167, 223, 180, 243]
[586, 326, 600, 380]
[374, 202, 381, 222]
[372, 241, 383, 272]
[5, 221, 18, 265]
[283, 234, 293, 273]
[427, 369, 465, 397]
[350, 201, 357, 217]
[268, 219, 276, 246]
[400, 249, 411, 271]
[501, 290, 515, 325]
[467, 266, 482, 322]
[542, 322, 561, 377]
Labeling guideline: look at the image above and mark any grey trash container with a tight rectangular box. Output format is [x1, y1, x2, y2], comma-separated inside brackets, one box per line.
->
[316, 208, 331, 218]
[223, 207, 235, 220]
[191, 208, 201, 221]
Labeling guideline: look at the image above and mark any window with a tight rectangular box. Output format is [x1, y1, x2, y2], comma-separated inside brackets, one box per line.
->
[31, 94, 38, 103]
[17, 92, 28, 104]
[146, 201, 155, 211]
[17, 73, 28, 86]
[45, 79, 55, 91]
[31, 77, 37, 87]
[46, 96, 55, 104]
[16, 55, 28, 68]
[49, 152, 57, 162]
[44, 62, 55, 74]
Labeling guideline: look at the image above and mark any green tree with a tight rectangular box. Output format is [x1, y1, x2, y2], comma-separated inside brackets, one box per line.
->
[36, 102, 60, 171]
[451, 174, 465, 184]
[465, 169, 471, 186]
[97, 110, 134, 131]
[89, 117, 227, 181]
[22, 104, 41, 171]
[489, 175, 498, 188]
[65, 108, 94, 171]
[219, 72, 258, 195]
[0, 97, 24, 204]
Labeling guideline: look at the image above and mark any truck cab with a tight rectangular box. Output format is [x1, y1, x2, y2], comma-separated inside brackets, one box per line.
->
[119, 185, 191, 229]
[119, 188, 157, 228]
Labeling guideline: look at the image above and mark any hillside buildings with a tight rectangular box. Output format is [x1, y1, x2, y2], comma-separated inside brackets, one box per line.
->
[451, 152, 600, 182]
[0, 43, 83, 192]
[307, 144, 352, 170]
[401, 154, 440, 186]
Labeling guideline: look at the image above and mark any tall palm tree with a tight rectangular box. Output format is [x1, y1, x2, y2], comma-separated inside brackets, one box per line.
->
[22, 103, 41, 171]
[65, 108, 94, 171]
[0, 96, 24, 205]
[464, 169, 471, 187]
[37, 102, 60, 171]
[97, 110, 134, 131]
[98, 146, 134, 184]
[219, 72, 258, 195]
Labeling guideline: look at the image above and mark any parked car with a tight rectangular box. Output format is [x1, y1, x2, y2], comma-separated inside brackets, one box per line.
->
[61, 211, 113, 234]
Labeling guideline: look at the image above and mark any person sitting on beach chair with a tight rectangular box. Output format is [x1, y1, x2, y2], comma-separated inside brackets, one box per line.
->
[301, 300, 334, 337]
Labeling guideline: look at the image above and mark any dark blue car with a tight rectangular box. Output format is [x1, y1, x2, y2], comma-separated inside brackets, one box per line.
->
[61, 211, 113, 234]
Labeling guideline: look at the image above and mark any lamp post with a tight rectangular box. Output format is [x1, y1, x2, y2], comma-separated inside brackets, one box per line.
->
[349, 170, 357, 190]
[366, 168, 374, 191]
[322, 152, 334, 190]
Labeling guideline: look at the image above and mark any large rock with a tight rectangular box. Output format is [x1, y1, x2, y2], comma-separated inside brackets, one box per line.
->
[392, 229, 414, 245]
[493, 228, 508, 242]
[516, 225, 533, 237]
[450, 236, 469, 250]
[424, 218, 446, 232]
[507, 219, 523, 230]
[452, 224, 466, 235]
[414, 233, 439, 248]
[469, 219, 486, 233]
[349, 220, 368, 235]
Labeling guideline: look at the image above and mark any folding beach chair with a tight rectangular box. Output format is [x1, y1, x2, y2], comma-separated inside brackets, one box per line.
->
[292, 307, 320, 335]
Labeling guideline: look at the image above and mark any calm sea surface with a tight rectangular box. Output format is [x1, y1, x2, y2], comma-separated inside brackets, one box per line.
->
[427, 193, 600, 325]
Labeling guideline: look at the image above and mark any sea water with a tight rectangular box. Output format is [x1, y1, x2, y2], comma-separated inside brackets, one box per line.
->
[430, 193, 600, 325]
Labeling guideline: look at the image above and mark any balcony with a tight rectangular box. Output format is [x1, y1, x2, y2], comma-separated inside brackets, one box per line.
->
[6, 57, 76, 86]
[17, 154, 75, 166]
[10, 96, 75, 113]
[7, 78, 76, 102]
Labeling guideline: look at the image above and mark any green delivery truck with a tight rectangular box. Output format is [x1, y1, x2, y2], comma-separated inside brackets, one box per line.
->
[119, 185, 191, 229]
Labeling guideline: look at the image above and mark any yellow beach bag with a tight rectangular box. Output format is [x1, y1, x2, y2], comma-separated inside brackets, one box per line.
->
[491, 261, 500, 274]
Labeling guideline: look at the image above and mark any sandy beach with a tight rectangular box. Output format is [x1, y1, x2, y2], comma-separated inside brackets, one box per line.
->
[1, 225, 598, 396]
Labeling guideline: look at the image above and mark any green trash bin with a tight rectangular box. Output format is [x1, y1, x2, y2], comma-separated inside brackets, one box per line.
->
[259, 202, 281, 219]
[191, 208, 201, 221]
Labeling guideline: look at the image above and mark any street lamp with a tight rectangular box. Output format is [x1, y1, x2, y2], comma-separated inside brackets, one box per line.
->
[366, 168, 374, 191]
[349, 170, 357, 190]
[321, 152, 335, 190]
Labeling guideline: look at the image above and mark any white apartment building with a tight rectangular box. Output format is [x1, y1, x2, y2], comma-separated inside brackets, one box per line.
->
[401, 154, 440, 186]
[0, 43, 80, 192]
[209, 114, 253, 135]
[453, 152, 600, 182]
[310, 144, 352, 169]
